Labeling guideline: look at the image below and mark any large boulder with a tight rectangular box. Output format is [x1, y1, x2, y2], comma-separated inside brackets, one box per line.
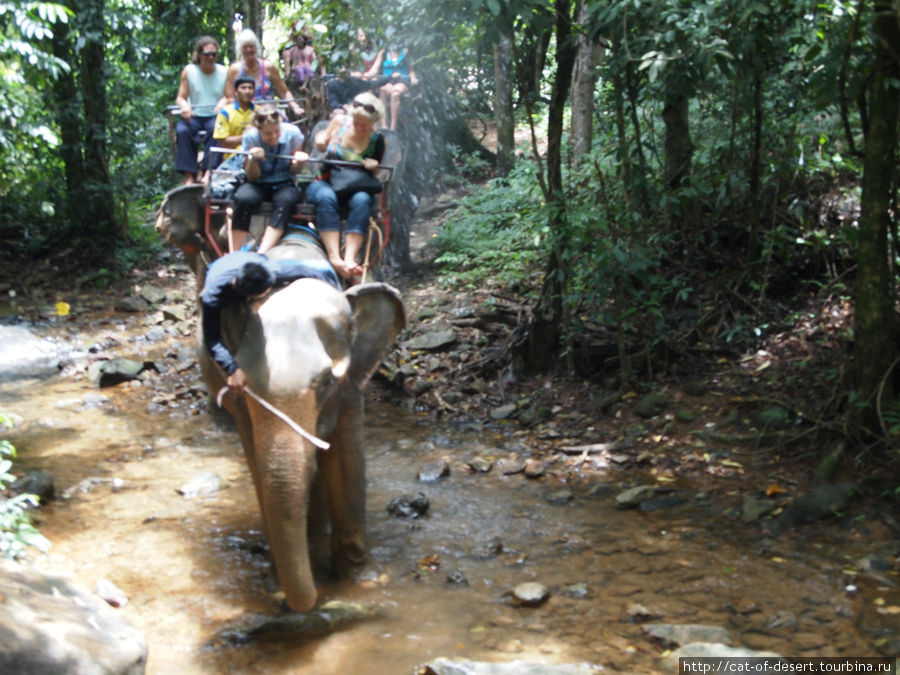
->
[0, 559, 146, 674]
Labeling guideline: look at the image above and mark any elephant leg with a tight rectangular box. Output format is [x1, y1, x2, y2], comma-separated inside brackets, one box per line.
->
[248, 396, 320, 612]
[318, 388, 378, 580]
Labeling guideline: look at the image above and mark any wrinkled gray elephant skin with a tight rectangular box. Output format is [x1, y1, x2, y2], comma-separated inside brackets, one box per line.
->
[156, 185, 405, 611]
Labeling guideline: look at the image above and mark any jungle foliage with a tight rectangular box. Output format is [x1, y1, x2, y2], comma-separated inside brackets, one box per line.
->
[1, 0, 899, 446]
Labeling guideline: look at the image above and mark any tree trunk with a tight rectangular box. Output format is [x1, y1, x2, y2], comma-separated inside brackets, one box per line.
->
[853, 0, 900, 436]
[78, 0, 120, 241]
[570, 5, 602, 167]
[51, 11, 83, 220]
[662, 80, 692, 190]
[493, 30, 514, 176]
[525, 0, 578, 371]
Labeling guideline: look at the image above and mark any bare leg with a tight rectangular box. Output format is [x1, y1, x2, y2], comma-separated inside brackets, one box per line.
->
[230, 229, 248, 252]
[256, 226, 284, 255]
[342, 232, 365, 282]
[181, 172, 196, 186]
[321, 230, 352, 280]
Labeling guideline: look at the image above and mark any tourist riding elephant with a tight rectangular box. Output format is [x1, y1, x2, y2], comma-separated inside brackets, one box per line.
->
[155, 185, 405, 612]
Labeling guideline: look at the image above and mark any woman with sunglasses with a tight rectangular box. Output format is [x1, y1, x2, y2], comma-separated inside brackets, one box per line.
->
[307, 92, 386, 282]
[174, 36, 228, 185]
[230, 103, 309, 254]
[224, 29, 302, 119]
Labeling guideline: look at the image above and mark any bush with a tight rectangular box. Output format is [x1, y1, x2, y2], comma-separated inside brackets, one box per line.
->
[0, 413, 50, 559]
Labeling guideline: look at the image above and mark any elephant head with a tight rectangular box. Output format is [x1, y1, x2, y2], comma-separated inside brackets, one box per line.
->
[155, 184, 406, 612]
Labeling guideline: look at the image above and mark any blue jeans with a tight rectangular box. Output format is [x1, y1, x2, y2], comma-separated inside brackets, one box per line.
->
[174, 115, 216, 175]
[232, 181, 301, 232]
[306, 180, 373, 236]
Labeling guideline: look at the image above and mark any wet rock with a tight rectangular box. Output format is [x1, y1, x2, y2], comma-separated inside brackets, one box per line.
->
[95, 578, 129, 608]
[616, 485, 656, 509]
[162, 305, 189, 322]
[217, 600, 381, 645]
[765, 610, 798, 630]
[87, 358, 150, 387]
[446, 570, 469, 586]
[176, 472, 223, 499]
[491, 403, 517, 420]
[780, 482, 857, 524]
[643, 623, 731, 647]
[417, 658, 597, 674]
[546, 489, 573, 505]
[466, 457, 493, 473]
[498, 457, 526, 475]
[511, 582, 549, 607]
[742, 495, 777, 523]
[636, 391, 668, 418]
[143, 326, 167, 342]
[627, 603, 663, 621]
[81, 392, 110, 408]
[138, 287, 166, 305]
[0, 559, 146, 674]
[638, 494, 689, 511]
[523, 459, 545, 478]
[115, 295, 149, 313]
[587, 483, 616, 498]
[387, 492, 430, 518]
[418, 460, 450, 482]
[407, 330, 457, 351]
[61, 476, 125, 499]
[11, 470, 55, 503]
[561, 582, 588, 599]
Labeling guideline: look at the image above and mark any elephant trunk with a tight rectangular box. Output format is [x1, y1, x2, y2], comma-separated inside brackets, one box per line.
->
[251, 407, 320, 613]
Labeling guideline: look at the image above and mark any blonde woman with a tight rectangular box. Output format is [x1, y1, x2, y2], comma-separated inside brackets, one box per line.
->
[224, 29, 302, 118]
[307, 92, 386, 281]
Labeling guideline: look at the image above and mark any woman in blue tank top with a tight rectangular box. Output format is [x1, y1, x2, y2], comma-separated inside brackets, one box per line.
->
[371, 46, 418, 131]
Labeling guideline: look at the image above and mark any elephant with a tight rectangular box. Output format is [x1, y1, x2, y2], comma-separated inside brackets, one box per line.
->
[155, 184, 405, 612]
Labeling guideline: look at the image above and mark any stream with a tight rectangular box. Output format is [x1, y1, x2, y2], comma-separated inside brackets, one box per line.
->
[0, 275, 895, 674]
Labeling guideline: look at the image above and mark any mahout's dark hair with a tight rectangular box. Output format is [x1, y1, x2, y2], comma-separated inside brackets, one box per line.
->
[234, 262, 275, 296]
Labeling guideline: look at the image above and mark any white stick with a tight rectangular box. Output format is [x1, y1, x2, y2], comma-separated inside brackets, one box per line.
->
[216, 386, 330, 450]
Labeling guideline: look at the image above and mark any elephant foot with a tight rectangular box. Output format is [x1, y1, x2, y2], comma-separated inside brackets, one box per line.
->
[334, 551, 390, 588]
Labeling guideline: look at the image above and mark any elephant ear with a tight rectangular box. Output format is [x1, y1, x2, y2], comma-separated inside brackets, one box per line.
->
[344, 282, 406, 389]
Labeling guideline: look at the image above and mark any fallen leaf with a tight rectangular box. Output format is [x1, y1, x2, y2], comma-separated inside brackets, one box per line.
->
[766, 483, 785, 496]
[55, 301, 70, 317]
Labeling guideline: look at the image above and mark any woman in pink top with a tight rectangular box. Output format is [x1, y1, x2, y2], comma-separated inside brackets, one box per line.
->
[224, 29, 302, 119]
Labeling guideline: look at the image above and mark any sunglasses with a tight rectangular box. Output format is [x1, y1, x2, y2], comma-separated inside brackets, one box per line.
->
[352, 100, 376, 115]
[255, 111, 281, 124]
[201, 51, 218, 57]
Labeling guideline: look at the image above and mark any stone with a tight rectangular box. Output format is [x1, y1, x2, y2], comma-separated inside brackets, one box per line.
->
[498, 458, 526, 475]
[387, 492, 430, 519]
[466, 458, 493, 473]
[407, 330, 457, 351]
[546, 489, 574, 505]
[642, 623, 731, 647]
[0, 559, 146, 674]
[663, 643, 782, 672]
[418, 460, 450, 483]
[217, 600, 380, 645]
[780, 482, 857, 524]
[87, 358, 148, 387]
[11, 469, 55, 503]
[491, 404, 518, 420]
[639, 495, 688, 511]
[511, 582, 549, 607]
[115, 296, 149, 313]
[742, 495, 777, 523]
[636, 391, 669, 418]
[616, 485, 656, 509]
[176, 472, 223, 499]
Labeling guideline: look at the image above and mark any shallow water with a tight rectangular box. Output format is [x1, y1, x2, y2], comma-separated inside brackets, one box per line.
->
[0, 319, 894, 674]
